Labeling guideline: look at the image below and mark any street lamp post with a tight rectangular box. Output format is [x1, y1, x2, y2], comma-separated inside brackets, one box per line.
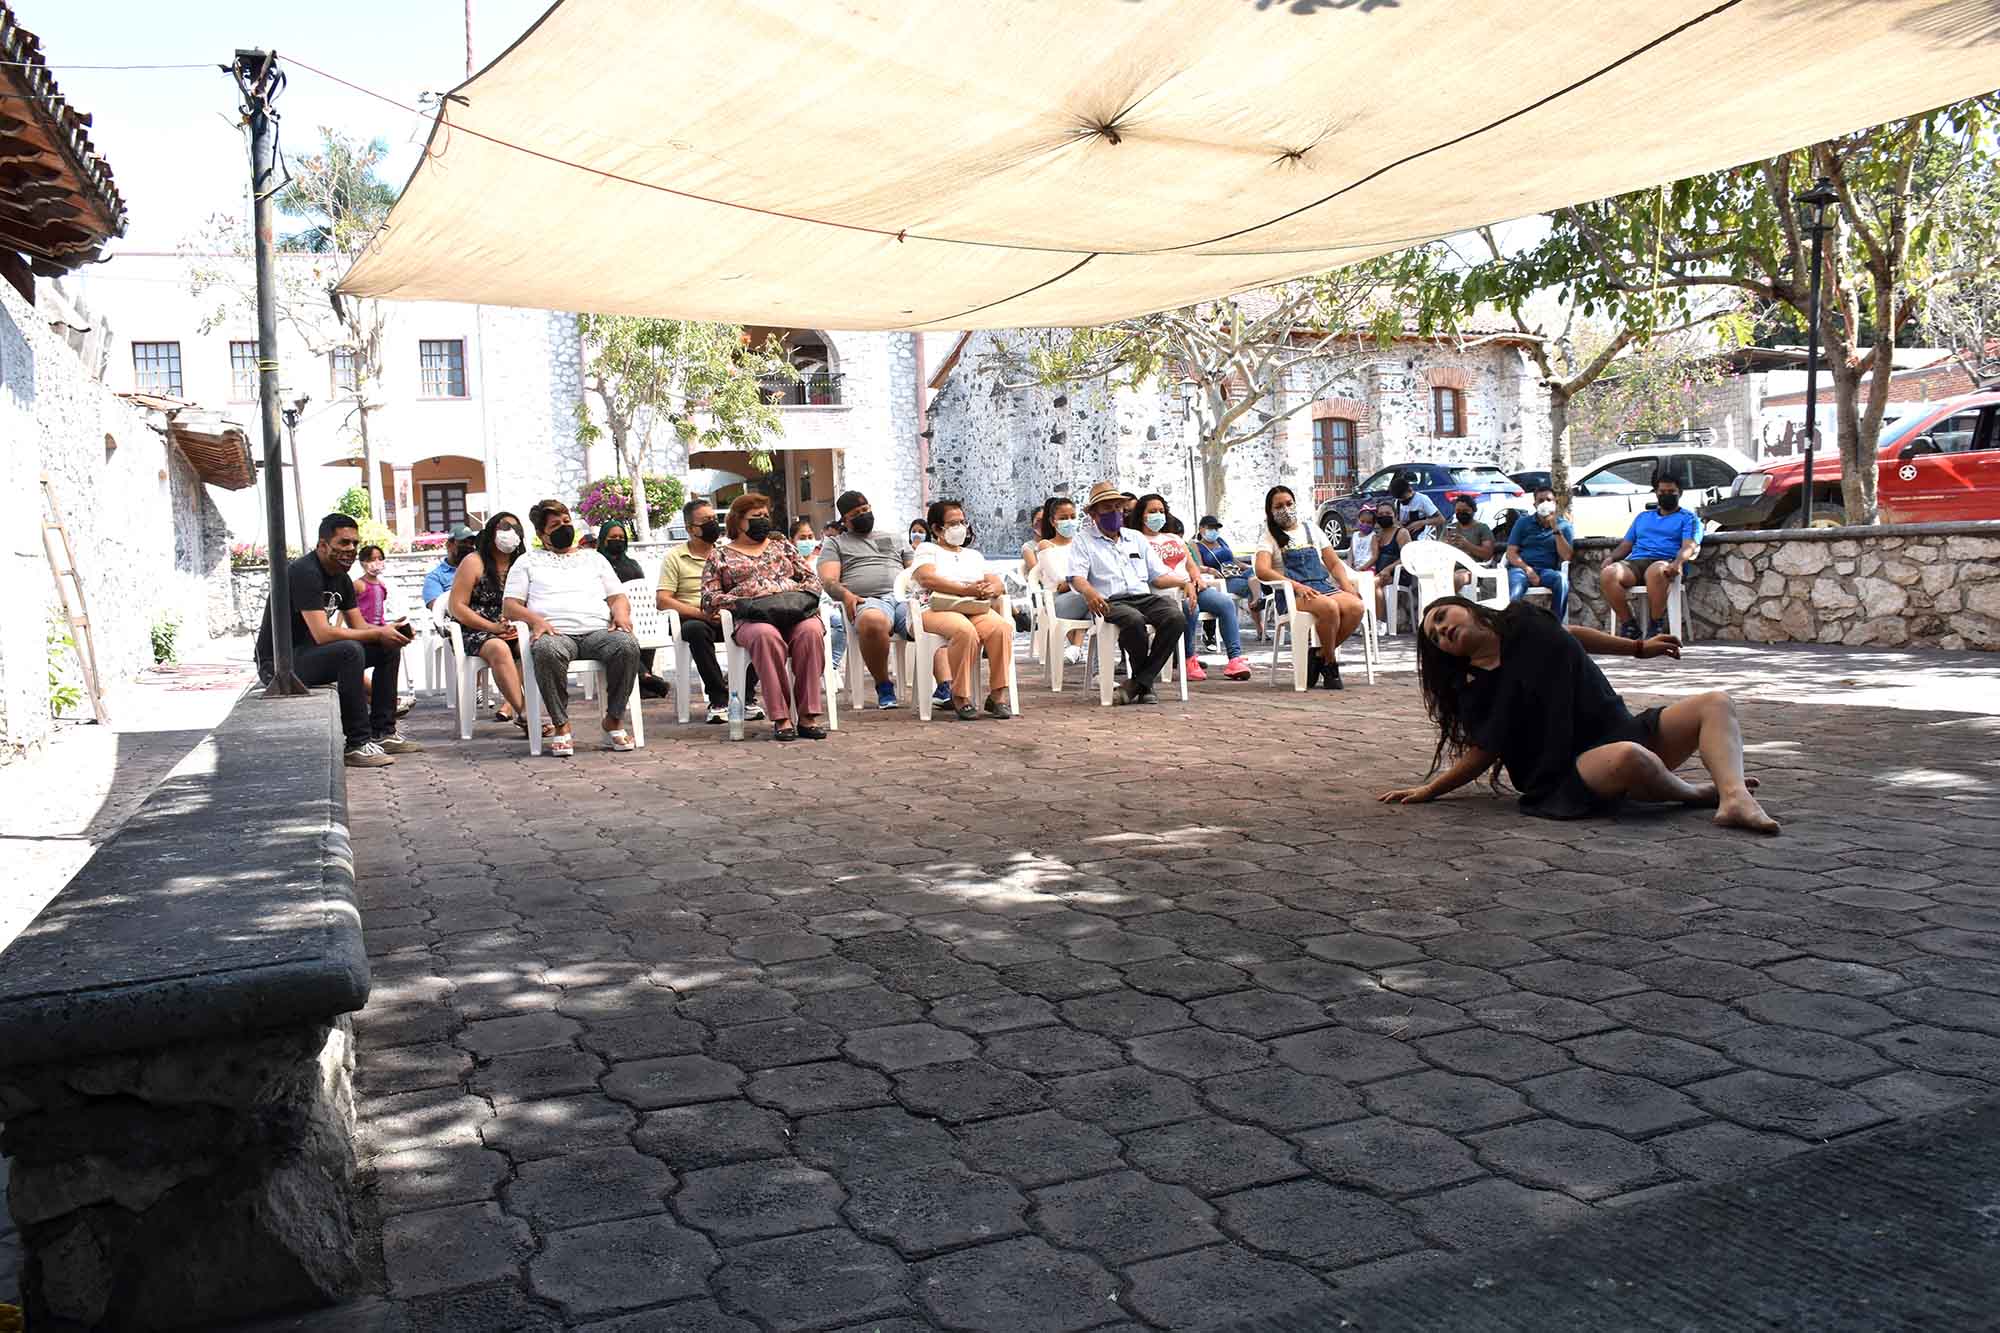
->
[1797, 176, 1839, 529]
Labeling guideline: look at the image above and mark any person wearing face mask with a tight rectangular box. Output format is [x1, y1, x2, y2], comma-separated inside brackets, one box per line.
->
[910, 500, 1014, 720]
[503, 498, 643, 757]
[1065, 480, 1189, 706]
[1440, 498, 1498, 592]
[700, 494, 830, 741]
[658, 498, 761, 724]
[448, 511, 536, 735]
[791, 518, 846, 674]
[902, 520, 931, 568]
[1600, 471, 1702, 641]
[1505, 489, 1574, 622]
[354, 543, 416, 717]
[819, 490, 939, 709]
[423, 522, 480, 609]
[1027, 495, 1090, 666]
[1134, 494, 1251, 682]
[1192, 515, 1262, 623]
[596, 520, 670, 700]
[1253, 484, 1365, 689]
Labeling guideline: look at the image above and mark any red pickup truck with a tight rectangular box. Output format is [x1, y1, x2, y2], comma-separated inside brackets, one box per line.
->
[1702, 389, 2000, 529]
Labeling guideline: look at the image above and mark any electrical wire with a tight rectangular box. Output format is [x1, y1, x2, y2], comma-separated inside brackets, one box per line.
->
[0, 61, 219, 70]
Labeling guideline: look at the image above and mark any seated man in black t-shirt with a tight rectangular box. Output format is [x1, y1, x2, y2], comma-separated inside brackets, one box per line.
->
[256, 513, 425, 768]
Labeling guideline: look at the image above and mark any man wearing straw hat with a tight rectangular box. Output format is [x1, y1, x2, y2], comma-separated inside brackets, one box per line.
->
[1065, 480, 1191, 705]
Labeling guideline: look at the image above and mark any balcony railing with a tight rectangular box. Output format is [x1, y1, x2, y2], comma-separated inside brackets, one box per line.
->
[761, 371, 844, 407]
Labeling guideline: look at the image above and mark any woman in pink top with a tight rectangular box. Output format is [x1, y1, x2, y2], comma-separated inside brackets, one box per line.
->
[1133, 494, 1250, 681]
[699, 494, 828, 741]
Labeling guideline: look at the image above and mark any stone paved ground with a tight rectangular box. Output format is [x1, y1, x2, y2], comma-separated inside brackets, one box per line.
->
[220, 641, 2000, 1328]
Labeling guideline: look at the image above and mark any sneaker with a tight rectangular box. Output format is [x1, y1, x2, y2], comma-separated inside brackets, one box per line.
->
[1646, 617, 1668, 639]
[744, 702, 767, 722]
[1321, 659, 1345, 690]
[1062, 644, 1086, 666]
[932, 682, 953, 706]
[1619, 619, 1641, 641]
[394, 696, 415, 717]
[1112, 684, 1140, 706]
[344, 742, 393, 768]
[1134, 687, 1159, 705]
[1184, 657, 1208, 681]
[375, 733, 425, 754]
[876, 682, 900, 710]
[1222, 655, 1252, 681]
[706, 704, 728, 725]
[640, 674, 670, 699]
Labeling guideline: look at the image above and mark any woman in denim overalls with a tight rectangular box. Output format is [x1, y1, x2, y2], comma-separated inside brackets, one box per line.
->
[1252, 485, 1366, 688]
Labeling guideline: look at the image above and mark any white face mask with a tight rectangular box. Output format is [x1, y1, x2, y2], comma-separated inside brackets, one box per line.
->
[494, 529, 522, 554]
[1054, 518, 1079, 539]
[1143, 512, 1167, 532]
[942, 523, 969, 547]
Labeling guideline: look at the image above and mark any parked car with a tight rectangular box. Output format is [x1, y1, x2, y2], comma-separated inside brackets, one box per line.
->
[1510, 470, 1552, 494]
[1564, 445, 1753, 540]
[1317, 462, 1524, 548]
[1703, 390, 2000, 529]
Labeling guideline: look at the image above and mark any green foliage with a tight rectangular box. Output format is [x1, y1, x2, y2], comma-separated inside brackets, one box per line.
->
[47, 616, 81, 718]
[575, 315, 798, 537]
[578, 475, 687, 530]
[276, 134, 396, 253]
[355, 518, 396, 555]
[150, 616, 179, 666]
[335, 486, 371, 520]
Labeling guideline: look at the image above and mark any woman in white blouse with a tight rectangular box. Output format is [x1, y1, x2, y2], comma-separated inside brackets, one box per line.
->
[911, 500, 1015, 720]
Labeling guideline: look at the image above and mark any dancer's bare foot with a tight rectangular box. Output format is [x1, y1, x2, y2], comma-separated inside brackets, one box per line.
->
[1715, 792, 1780, 835]
[1683, 776, 1760, 807]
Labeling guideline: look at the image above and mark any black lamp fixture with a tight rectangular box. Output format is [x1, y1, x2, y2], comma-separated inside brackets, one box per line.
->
[1796, 175, 1838, 527]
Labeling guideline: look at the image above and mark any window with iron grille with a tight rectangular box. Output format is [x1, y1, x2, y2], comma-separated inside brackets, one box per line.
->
[1313, 417, 1357, 493]
[1432, 387, 1464, 437]
[419, 339, 467, 398]
[229, 341, 259, 399]
[422, 482, 469, 532]
[132, 342, 183, 396]
[330, 347, 358, 395]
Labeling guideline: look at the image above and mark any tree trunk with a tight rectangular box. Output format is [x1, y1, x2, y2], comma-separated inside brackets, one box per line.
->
[355, 402, 379, 525]
[1831, 358, 1875, 522]
[607, 415, 651, 541]
[1200, 431, 1229, 525]
[1548, 390, 1573, 507]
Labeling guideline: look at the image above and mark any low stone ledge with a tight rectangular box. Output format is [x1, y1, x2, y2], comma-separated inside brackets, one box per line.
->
[0, 689, 371, 1330]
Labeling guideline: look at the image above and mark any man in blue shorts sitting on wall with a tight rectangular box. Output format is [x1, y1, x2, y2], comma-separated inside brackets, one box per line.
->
[1599, 470, 1702, 640]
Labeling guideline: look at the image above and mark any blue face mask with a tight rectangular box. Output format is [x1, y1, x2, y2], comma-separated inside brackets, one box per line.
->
[797, 539, 818, 556]
[1200, 529, 1220, 542]
[1143, 512, 1167, 532]
[1054, 518, 1079, 538]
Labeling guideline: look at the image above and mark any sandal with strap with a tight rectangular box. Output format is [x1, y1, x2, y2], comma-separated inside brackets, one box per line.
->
[548, 732, 575, 758]
[604, 726, 636, 752]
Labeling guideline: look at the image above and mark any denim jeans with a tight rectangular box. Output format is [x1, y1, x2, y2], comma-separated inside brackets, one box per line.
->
[1507, 564, 1570, 621]
[1183, 586, 1242, 658]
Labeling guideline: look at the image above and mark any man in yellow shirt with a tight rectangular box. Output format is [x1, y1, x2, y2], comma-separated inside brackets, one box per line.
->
[657, 498, 760, 723]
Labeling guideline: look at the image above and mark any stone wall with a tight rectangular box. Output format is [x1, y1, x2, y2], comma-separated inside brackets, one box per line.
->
[927, 331, 1552, 553]
[1562, 521, 2000, 650]
[828, 330, 925, 536]
[0, 278, 231, 754]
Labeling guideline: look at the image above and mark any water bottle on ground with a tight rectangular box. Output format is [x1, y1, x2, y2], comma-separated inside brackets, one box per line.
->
[727, 683, 745, 741]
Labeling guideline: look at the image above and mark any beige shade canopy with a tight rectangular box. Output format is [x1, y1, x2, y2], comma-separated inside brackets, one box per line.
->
[339, 0, 2000, 330]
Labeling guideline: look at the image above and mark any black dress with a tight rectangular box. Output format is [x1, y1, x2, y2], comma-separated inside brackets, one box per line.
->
[1458, 605, 1662, 820]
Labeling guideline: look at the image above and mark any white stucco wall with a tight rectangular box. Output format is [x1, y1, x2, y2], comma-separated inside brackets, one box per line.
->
[0, 278, 229, 753]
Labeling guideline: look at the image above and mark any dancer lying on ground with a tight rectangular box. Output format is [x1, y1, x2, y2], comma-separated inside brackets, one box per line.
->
[1378, 596, 1778, 833]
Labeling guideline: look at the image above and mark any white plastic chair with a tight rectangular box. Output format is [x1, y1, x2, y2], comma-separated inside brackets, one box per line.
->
[625, 578, 691, 722]
[1084, 608, 1185, 707]
[1028, 562, 1098, 692]
[518, 622, 647, 755]
[1399, 542, 1510, 626]
[1602, 571, 1688, 641]
[1009, 560, 1041, 665]
[717, 602, 841, 732]
[896, 567, 1021, 720]
[1256, 578, 1376, 691]
[441, 606, 498, 741]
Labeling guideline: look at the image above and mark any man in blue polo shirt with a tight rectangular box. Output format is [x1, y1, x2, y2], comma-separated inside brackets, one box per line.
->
[1504, 487, 1574, 620]
[422, 522, 479, 608]
[1599, 471, 1702, 640]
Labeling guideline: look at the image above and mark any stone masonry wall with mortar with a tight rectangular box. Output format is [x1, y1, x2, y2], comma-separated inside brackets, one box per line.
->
[0, 279, 230, 754]
[928, 332, 1552, 550]
[1563, 521, 2000, 650]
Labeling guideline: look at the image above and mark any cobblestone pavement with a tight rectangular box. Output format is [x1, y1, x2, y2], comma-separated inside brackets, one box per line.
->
[338, 642, 2000, 1328]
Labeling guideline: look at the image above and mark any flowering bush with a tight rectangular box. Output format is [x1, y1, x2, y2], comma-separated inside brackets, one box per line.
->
[411, 531, 450, 551]
[578, 475, 686, 531]
[229, 542, 266, 569]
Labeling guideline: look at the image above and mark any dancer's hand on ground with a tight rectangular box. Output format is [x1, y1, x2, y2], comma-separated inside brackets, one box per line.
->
[1637, 634, 1681, 660]
[1377, 784, 1436, 805]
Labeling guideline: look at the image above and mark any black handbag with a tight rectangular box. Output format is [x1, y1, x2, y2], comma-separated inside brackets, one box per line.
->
[732, 590, 819, 631]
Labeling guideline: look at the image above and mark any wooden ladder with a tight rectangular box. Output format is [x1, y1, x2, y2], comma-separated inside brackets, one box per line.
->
[40, 473, 107, 724]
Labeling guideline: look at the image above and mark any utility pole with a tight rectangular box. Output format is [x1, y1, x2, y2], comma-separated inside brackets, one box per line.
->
[282, 394, 310, 541]
[465, 0, 475, 76]
[1797, 176, 1838, 529]
[233, 49, 307, 695]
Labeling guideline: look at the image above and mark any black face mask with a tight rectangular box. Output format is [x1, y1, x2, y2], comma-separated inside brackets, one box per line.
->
[548, 523, 576, 551]
[745, 517, 773, 543]
[696, 519, 722, 544]
[1455, 510, 1475, 524]
[847, 511, 875, 536]
[1657, 493, 1681, 512]
[602, 541, 628, 560]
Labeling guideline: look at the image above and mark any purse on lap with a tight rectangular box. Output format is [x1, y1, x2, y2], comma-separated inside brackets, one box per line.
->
[732, 590, 820, 631]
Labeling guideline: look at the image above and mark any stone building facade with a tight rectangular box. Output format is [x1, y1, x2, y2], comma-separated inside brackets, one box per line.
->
[926, 329, 1550, 549]
[0, 277, 233, 754]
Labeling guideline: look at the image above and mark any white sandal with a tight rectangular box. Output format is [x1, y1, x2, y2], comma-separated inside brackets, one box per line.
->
[604, 727, 635, 752]
[548, 732, 575, 758]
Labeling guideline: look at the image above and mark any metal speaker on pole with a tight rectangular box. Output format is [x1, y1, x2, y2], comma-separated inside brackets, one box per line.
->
[1796, 175, 1839, 530]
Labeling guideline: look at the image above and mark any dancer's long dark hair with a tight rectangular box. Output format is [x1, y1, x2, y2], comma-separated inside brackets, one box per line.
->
[1415, 594, 1543, 786]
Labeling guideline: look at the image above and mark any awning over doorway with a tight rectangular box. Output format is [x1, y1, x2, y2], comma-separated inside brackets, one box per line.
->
[339, 0, 2000, 331]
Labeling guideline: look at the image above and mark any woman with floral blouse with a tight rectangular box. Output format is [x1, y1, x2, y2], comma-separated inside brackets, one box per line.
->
[700, 494, 830, 740]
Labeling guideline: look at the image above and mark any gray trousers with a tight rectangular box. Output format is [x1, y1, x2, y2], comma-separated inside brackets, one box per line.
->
[530, 628, 641, 727]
